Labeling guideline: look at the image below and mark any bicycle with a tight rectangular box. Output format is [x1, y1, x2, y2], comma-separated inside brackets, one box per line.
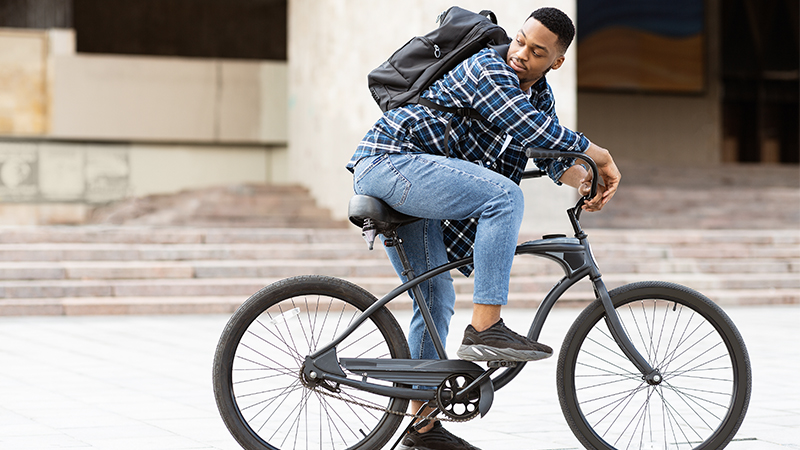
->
[212, 149, 752, 450]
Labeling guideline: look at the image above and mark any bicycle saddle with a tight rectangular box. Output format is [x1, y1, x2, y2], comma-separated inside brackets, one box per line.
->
[348, 195, 419, 250]
[348, 195, 418, 228]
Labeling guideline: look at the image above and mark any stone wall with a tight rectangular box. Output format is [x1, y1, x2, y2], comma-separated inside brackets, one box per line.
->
[0, 28, 289, 225]
[0, 29, 47, 135]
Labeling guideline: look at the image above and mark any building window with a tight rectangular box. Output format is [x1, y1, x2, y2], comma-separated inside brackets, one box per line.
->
[576, 0, 706, 93]
[0, 0, 287, 61]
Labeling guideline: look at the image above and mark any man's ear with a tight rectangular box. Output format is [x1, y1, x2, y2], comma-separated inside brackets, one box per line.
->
[551, 56, 565, 71]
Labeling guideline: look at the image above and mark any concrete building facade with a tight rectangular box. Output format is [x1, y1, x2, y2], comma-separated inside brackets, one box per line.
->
[0, 27, 289, 225]
[0, 0, 796, 228]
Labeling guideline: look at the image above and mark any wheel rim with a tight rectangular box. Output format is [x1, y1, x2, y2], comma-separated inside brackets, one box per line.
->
[228, 294, 406, 449]
[570, 298, 741, 450]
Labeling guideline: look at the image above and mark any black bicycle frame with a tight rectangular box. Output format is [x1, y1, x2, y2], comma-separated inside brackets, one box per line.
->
[305, 149, 660, 402]
[305, 225, 659, 400]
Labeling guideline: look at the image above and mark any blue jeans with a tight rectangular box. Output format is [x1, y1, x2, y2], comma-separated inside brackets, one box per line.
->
[353, 153, 524, 360]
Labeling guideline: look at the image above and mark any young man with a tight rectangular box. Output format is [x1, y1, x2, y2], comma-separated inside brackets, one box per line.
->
[346, 7, 621, 450]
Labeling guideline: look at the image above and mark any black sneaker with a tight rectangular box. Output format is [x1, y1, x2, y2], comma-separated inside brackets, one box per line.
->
[396, 421, 481, 450]
[456, 319, 553, 361]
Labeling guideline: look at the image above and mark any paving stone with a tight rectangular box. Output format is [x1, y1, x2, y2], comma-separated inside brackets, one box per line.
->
[0, 306, 795, 449]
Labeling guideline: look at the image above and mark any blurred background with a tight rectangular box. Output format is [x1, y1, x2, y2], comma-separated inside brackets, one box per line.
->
[0, 6, 796, 450]
[0, 0, 797, 314]
[0, 0, 796, 227]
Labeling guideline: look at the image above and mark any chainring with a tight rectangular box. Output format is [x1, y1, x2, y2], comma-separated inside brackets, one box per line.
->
[436, 373, 481, 421]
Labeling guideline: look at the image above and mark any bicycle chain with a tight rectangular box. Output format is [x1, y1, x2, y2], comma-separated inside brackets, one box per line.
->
[308, 383, 472, 423]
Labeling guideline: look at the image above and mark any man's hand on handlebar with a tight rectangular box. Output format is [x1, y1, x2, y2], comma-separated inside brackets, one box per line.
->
[582, 143, 620, 212]
[559, 142, 621, 213]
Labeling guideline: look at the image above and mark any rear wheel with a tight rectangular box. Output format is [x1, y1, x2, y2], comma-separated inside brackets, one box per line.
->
[557, 281, 751, 450]
[213, 275, 411, 450]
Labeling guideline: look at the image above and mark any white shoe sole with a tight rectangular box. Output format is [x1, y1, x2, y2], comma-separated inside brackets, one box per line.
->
[456, 344, 552, 362]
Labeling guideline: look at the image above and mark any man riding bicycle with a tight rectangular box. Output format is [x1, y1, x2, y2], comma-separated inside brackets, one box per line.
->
[346, 7, 621, 450]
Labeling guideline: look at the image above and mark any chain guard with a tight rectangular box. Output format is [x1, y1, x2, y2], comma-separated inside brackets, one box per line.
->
[302, 367, 494, 423]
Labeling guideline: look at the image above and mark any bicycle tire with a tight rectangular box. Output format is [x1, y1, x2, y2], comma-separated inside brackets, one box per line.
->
[557, 281, 751, 450]
[213, 275, 411, 450]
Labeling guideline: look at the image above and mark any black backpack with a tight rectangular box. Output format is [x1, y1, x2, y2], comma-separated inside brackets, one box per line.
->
[367, 6, 510, 120]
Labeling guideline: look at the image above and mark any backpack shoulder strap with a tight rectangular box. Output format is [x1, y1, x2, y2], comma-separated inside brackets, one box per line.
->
[478, 10, 498, 24]
[417, 98, 486, 121]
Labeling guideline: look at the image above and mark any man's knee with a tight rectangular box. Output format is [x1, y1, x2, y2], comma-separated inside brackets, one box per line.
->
[489, 183, 524, 215]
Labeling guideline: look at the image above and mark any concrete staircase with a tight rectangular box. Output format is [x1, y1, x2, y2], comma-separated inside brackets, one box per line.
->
[0, 226, 797, 315]
[87, 184, 350, 229]
[580, 161, 799, 229]
[1, 163, 797, 316]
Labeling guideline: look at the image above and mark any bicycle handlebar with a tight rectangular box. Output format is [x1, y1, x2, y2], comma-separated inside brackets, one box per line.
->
[520, 169, 546, 179]
[525, 148, 599, 202]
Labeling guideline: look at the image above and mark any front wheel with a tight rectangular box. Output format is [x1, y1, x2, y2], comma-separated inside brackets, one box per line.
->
[557, 281, 751, 450]
[213, 275, 411, 450]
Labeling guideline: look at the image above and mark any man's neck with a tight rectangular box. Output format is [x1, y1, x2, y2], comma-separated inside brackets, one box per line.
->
[522, 85, 533, 97]
[520, 80, 538, 92]
[522, 76, 545, 93]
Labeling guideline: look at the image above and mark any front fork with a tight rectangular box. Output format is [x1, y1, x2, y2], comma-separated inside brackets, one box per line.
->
[593, 277, 663, 385]
[576, 217, 662, 385]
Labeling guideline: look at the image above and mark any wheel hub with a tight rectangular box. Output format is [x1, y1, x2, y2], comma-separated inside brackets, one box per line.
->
[644, 369, 663, 386]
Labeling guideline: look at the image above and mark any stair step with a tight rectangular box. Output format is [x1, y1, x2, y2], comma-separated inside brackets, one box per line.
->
[0, 256, 796, 282]
[0, 227, 363, 244]
[0, 296, 246, 316]
[0, 226, 796, 315]
[2, 161, 793, 315]
[1, 243, 796, 264]
[0, 242, 380, 262]
[5, 272, 794, 299]
[87, 184, 350, 229]
[2, 288, 797, 317]
[2, 226, 796, 244]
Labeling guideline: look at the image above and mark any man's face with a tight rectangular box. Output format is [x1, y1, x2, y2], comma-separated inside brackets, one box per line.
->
[507, 17, 565, 90]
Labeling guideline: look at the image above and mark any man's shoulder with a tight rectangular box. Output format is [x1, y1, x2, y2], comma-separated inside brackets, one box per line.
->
[459, 46, 515, 81]
[471, 46, 507, 66]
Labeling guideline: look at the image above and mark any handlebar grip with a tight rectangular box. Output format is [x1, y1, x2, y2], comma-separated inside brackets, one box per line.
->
[525, 148, 569, 159]
[520, 169, 546, 179]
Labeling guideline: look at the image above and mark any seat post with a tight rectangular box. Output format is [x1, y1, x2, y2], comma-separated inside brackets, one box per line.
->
[382, 230, 415, 279]
[383, 230, 448, 360]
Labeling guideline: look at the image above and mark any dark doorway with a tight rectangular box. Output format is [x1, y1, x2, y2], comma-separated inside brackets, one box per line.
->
[721, 0, 799, 164]
[0, 0, 287, 61]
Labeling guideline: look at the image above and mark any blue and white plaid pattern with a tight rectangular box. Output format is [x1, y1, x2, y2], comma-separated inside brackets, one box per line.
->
[347, 47, 590, 276]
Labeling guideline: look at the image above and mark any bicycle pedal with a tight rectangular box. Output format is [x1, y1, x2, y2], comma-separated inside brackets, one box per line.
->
[487, 361, 517, 368]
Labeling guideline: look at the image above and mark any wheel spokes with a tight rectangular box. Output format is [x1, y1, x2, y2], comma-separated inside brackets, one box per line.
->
[573, 299, 736, 449]
[230, 294, 399, 449]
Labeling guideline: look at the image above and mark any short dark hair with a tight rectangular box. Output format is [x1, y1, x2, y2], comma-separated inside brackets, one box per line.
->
[530, 7, 575, 54]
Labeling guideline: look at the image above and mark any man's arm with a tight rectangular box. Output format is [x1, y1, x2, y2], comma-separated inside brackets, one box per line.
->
[558, 142, 621, 212]
[465, 53, 590, 154]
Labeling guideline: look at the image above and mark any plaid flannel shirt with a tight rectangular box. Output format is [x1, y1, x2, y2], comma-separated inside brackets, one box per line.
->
[347, 47, 590, 276]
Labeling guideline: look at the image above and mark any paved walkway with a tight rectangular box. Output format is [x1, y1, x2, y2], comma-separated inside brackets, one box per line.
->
[0, 305, 798, 449]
